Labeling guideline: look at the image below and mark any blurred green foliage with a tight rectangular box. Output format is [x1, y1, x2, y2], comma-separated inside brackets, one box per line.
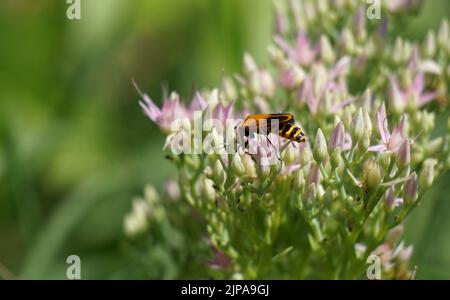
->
[0, 0, 448, 279]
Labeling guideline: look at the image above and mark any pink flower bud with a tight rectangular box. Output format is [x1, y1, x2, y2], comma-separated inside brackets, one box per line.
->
[329, 121, 345, 150]
[404, 172, 418, 205]
[396, 139, 411, 169]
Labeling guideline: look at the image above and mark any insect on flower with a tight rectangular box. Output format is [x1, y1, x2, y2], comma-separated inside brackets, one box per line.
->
[235, 114, 306, 155]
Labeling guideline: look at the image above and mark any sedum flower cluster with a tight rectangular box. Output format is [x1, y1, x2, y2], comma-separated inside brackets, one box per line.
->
[125, 0, 450, 279]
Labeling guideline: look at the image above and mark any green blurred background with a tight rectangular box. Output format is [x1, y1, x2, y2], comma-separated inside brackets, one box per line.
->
[0, 0, 448, 279]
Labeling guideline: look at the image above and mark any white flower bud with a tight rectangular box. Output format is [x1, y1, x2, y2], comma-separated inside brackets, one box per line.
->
[363, 109, 372, 135]
[259, 69, 275, 97]
[242, 154, 257, 178]
[341, 28, 356, 54]
[438, 19, 449, 48]
[222, 77, 237, 102]
[213, 159, 227, 187]
[267, 45, 285, 68]
[419, 158, 437, 189]
[202, 178, 216, 202]
[243, 53, 258, 74]
[320, 35, 336, 64]
[351, 108, 365, 141]
[313, 128, 328, 162]
[282, 143, 297, 165]
[124, 198, 150, 237]
[393, 38, 404, 64]
[299, 144, 314, 166]
[423, 30, 436, 58]
[294, 169, 306, 191]
[363, 158, 382, 190]
[424, 137, 443, 156]
[144, 185, 159, 206]
[231, 154, 245, 176]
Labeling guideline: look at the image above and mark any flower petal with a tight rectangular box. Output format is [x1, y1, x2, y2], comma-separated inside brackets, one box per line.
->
[419, 91, 440, 106]
[368, 144, 388, 152]
[376, 103, 390, 144]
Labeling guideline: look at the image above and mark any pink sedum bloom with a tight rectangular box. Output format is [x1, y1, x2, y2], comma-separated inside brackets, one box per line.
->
[368, 103, 408, 153]
[389, 72, 439, 113]
[274, 31, 318, 66]
[135, 81, 189, 132]
[297, 57, 353, 115]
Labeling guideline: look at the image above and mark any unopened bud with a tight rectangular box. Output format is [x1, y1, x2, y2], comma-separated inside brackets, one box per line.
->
[313, 128, 328, 162]
[213, 160, 227, 187]
[384, 187, 396, 212]
[389, 77, 406, 115]
[222, 77, 237, 102]
[331, 149, 345, 175]
[393, 38, 404, 64]
[363, 109, 372, 135]
[282, 143, 297, 165]
[294, 169, 306, 191]
[424, 137, 443, 156]
[299, 143, 314, 166]
[404, 172, 418, 205]
[259, 69, 275, 97]
[419, 159, 437, 189]
[342, 107, 354, 128]
[423, 31, 436, 58]
[243, 53, 258, 74]
[202, 178, 217, 202]
[341, 28, 356, 54]
[351, 108, 365, 141]
[379, 151, 392, 170]
[438, 19, 449, 48]
[303, 183, 317, 209]
[412, 145, 424, 165]
[267, 45, 285, 67]
[329, 121, 345, 150]
[420, 111, 435, 133]
[270, 159, 282, 174]
[316, 0, 328, 14]
[144, 185, 159, 206]
[320, 35, 336, 64]
[401, 41, 412, 64]
[359, 131, 371, 153]
[353, 6, 367, 42]
[306, 163, 321, 186]
[385, 225, 404, 245]
[363, 158, 382, 189]
[396, 140, 411, 170]
[273, 0, 289, 35]
[231, 154, 245, 176]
